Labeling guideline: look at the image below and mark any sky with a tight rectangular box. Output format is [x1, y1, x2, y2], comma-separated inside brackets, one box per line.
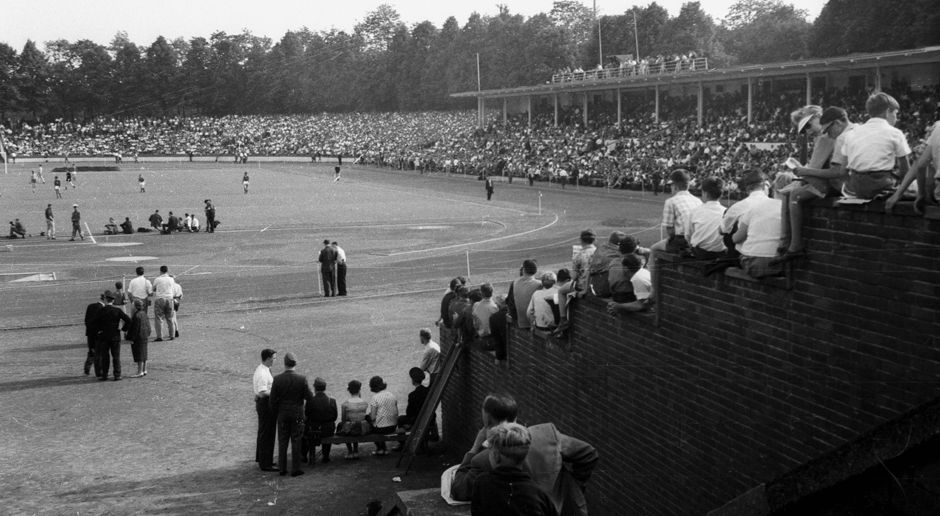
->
[0, 0, 826, 50]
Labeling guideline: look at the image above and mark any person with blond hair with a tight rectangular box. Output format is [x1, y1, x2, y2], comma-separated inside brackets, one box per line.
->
[471, 422, 558, 516]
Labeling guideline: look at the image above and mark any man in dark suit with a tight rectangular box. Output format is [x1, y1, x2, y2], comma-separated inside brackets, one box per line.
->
[269, 352, 315, 477]
[317, 239, 338, 297]
[83, 293, 105, 376]
[93, 290, 131, 381]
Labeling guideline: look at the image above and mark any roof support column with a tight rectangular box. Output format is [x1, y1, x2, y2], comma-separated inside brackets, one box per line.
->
[654, 85, 660, 124]
[583, 93, 589, 127]
[527, 96, 532, 127]
[697, 82, 703, 127]
[747, 77, 753, 125]
[874, 65, 882, 91]
[805, 73, 811, 106]
[478, 97, 484, 129]
[553, 94, 558, 128]
[503, 98, 508, 126]
[617, 88, 622, 127]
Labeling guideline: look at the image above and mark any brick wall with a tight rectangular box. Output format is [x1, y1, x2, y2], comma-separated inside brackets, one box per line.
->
[440, 201, 940, 515]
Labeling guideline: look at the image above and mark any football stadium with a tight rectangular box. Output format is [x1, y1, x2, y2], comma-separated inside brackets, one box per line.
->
[1, 1, 939, 515]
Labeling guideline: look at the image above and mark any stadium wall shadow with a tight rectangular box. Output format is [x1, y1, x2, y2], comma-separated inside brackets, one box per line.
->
[440, 200, 940, 515]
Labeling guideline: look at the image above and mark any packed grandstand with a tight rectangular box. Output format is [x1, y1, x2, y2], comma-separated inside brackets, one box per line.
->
[3, 81, 938, 194]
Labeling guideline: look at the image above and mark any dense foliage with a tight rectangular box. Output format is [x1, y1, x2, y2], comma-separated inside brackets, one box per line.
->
[0, 0, 937, 120]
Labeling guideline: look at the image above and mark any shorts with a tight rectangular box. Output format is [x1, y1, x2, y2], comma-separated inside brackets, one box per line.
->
[844, 171, 894, 199]
[801, 176, 844, 198]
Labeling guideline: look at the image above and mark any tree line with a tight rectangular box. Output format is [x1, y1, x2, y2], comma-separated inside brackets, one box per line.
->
[0, 0, 937, 121]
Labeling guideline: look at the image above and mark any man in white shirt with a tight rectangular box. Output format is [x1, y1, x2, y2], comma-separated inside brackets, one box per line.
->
[731, 171, 784, 278]
[152, 265, 176, 341]
[688, 177, 727, 260]
[472, 283, 500, 338]
[170, 276, 183, 339]
[190, 213, 201, 232]
[332, 241, 347, 296]
[127, 266, 153, 319]
[418, 328, 442, 387]
[527, 272, 559, 331]
[253, 349, 278, 472]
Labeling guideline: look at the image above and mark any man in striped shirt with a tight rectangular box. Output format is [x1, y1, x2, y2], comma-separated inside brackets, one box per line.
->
[648, 169, 701, 296]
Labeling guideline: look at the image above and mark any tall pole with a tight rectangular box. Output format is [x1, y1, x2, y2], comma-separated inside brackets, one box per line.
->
[476, 53, 481, 92]
[633, 10, 640, 62]
[595, 0, 603, 68]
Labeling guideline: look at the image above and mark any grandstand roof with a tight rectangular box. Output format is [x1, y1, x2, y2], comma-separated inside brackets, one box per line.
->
[452, 46, 940, 99]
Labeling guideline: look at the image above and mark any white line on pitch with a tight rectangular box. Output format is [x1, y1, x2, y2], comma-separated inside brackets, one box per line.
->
[388, 214, 560, 256]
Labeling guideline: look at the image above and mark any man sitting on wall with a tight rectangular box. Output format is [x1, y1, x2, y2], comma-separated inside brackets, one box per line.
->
[449, 394, 598, 516]
[731, 170, 784, 278]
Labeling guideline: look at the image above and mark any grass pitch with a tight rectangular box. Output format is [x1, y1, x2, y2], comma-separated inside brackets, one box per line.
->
[0, 159, 662, 514]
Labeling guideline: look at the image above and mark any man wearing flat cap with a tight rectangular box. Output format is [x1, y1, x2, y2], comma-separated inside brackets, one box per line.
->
[554, 229, 598, 333]
[92, 290, 131, 381]
[269, 352, 316, 476]
[648, 169, 701, 292]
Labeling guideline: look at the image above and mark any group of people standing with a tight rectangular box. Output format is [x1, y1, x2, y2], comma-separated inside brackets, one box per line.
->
[317, 240, 347, 297]
[82, 265, 182, 380]
[252, 329, 442, 477]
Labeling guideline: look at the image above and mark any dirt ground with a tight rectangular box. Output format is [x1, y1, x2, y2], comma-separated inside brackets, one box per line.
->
[0, 161, 662, 515]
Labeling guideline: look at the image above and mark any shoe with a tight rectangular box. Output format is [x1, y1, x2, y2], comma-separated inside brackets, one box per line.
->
[168, 337, 174, 341]
[84, 366, 90, 375]
[69, 238, 74, 241]
[98, 376, 108, 381]
[130, 373, 143, 378]
[260, 466, 278, 472]
[175, 331, 180, 338]
[155, 338, 163, 342]
[290, 471, 304, 477]
[143, 371, 148, 376]
[113, 377, 122, 381]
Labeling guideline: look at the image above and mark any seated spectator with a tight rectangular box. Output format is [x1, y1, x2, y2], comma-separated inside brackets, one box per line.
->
[609, 237, 640, 303]
[190, 213, 201, 232]
[527, 272, 559, 332]
[471, 422, 558, 516]
[104, 217, 119, 235]
[452, 286, 480, 345]
[120, 217, 134, 234]
[338, 380, 368, 459]
[164, 211, 180, 233]
[183, 213, 192, 232]
[506, 260, 540, 330]
[449, 394, 598, 515]
[365, 376, 398, 456]
[149, 210, 162, 231]
[842, 92, 912, 200]
[731, 170, 784, 278]
[588, 231, 626, 297]
[554, 230, 597, 332]
[9, 219, 27, 239]
[721, 170, 768, 257]
[397, 367, 429, 430]
[302, 377, 337, 465]
[888, 119, 940, 213]
[688, 177, 727, 260]
[775, 107, 855, 263]
[472, 283, 499, 339]
[649, 169, 701, 291]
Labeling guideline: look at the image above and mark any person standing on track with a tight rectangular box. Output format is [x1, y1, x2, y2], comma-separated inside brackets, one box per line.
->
[44, 204, 55, 240]
[53, 176, 62, 198]
[205, 199, 216, 233]
[243, 171, 250, 193]
[152, 265, 176, 341]
[138, 174, 146, 193]
[70, 204, 83, 241]
[332, 241, 347, 296]
[318, 239, 338, 297]
[485, 177, 494, 200]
